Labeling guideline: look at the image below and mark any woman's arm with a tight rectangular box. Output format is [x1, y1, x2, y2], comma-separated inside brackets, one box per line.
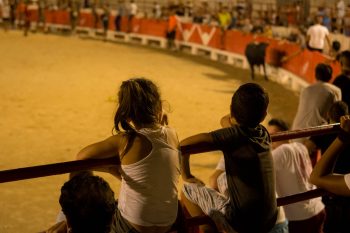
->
[310, 116, 350, 196]
[74, 135, 122, 179]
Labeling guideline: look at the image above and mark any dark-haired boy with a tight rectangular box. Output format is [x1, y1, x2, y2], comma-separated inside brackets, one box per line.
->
[180, 83, 277, 233]
[44, 172, 117, 233]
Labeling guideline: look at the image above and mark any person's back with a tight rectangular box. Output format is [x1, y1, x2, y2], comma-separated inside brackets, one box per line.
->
[307, 16, 330, 52]
[292, 63, 341, 130]
[70, 78, 180, 233]
[211, 124, 277, 232]
[181, 83, 277, 233]
[333, 50, 350, 108]
[118, 127, 179, 229]
[273, 142, 325, 215]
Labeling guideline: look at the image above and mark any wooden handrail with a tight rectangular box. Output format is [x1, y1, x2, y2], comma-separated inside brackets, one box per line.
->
[180, 123, 340, 155]
[0, 123, 340, 184]
[0, 157, 119, 183]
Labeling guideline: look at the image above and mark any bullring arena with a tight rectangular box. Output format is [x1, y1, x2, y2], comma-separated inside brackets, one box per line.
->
[0, 28, 303, 232]
[1, 7, 346, 231]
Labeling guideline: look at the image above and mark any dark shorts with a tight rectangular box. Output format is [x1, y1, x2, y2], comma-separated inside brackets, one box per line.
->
[110, 208, 139, 233]
[166, 30, 176, 40]
[307, 44, 323, 53]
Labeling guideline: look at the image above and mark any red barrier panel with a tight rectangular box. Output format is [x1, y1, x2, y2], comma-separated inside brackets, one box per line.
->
[28, 8, 38, 22]
[138, 19, 167, 37]
[32, 10, 341, 85]
[44, 10, 54, 24]
[54, 10, 70, 25]
[79, 11, 94, 28]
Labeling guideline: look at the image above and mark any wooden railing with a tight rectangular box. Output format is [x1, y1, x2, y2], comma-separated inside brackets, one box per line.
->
[0, 123, 340, 184]
[0, 123, 340, 231]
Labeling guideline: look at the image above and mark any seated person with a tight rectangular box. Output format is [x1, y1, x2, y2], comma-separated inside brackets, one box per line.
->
[310, 114, 350, 196]
[47, 78, 181, 233]
[180, 83, 278, 233]
[45, 172, 116, 233]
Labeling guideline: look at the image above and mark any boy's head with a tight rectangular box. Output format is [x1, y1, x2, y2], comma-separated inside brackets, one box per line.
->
[332, 40, 341, 52]
[60, 172, 116, 233]
[315, 63, 332, 82]
[327, 101, 349, 123]
[230, 83, 269, 128]
[339, 50, 350, 72]
[267, 118, 290, 149]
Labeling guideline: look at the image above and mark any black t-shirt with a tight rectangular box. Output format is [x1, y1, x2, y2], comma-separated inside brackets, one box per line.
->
[333, 74, 350, 108]
[311, 133, 350, 174]
[211, 124, 277, 233]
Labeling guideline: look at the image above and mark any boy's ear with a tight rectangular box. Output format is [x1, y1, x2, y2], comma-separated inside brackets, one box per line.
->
[261, 111, 268, 122]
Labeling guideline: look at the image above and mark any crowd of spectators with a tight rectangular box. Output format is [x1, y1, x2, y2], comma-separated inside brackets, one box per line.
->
[2, 0, 350, 38]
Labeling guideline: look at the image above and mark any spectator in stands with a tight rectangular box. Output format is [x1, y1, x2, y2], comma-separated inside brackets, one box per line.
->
[217, 5, 231, 30]
[310, 115, 350, 196]
[336, 0, 346, 32]
[23, 0, 31, 36]
[68, 0, 80, 33]
[228, 10, 238, 29]
[329, 40, 342, 61]
[152, 1, 161, 19]
[37, 0, 46, 30]
[45, 172, 117, 233]
[292, 63, 341, 130]
[306, 16, 331, 53]
[241, 17, 253, 34]
[166, 7, 177, 51]
[267, 118, 325, 233]
[181, 83, 278, 233]
[101, 2, 110, 39]
[65, 78, 180, 233]
[323, 9, 332, 31]
[251, 18, 264, 34]
[127, 0, 137, 32]
[115, 0, 126, 32]
[343, 5, 350, 36]
[334, 50, 350, 108]
[305, 101, 350, 233]
[0, 0, 11, 31]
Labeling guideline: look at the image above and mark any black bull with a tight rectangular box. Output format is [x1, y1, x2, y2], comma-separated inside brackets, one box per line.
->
[245, 42, 269, 80]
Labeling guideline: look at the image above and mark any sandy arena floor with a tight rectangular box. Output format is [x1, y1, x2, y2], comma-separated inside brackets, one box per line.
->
[0, 30, 299, 232]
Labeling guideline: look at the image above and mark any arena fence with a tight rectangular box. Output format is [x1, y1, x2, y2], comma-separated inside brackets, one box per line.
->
[0, 123, 340, 231]
[21, 7, 342, 93]
[0, 123, 339, 231]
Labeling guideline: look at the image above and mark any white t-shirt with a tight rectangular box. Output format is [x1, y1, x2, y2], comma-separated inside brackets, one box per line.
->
[129, 2, 137, 16]
[292, 82, 341, 130]
[337, 0, 346, 19]
[307, 24, 329, 50]
[0, 0, 10, 19]
[273, 142, 324, 221]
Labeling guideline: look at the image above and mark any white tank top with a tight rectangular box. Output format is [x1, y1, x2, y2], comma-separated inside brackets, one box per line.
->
[118, 126, 180, 226]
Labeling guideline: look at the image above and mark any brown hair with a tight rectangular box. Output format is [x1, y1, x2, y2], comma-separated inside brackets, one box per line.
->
[114, 78, 162, 132]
